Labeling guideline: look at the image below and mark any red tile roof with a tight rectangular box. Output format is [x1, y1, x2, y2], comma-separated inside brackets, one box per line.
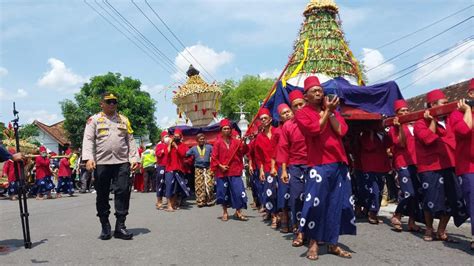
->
[33, 120, 70, 146]
[405, 79, 470, 112]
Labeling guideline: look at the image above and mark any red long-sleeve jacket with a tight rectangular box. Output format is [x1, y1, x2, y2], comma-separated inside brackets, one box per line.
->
[35, 156, 51, 180]
[211, 137, 248, 178]
[155, 142, 168, 167]
[165, 143, 188, 172]
[414, 117, 456, 173]
[276, 119, 307, 165]
[359, 130, 391, 173]
[3, 160, 18, 182]
[58, 158, 72, 177]
[450, 110, 474, 175]
[254, 127, 278, 173]
[294, 105, 348, 166]
[388, 125, 417, 169]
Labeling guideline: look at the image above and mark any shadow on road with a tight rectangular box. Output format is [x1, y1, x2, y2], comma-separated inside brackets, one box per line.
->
[128, 228, 151, 236]
[0, 238, 48, 256]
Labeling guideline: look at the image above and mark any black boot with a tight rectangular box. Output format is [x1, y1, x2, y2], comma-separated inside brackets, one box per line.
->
[114, 216, 133, 240]
[99, 217, 112, 240]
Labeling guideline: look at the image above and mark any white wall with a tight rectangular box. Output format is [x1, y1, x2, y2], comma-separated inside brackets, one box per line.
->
[34, 131, 59, 154]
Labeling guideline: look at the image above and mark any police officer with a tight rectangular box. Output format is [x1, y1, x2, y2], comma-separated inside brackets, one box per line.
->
[82, 92, 139, 240]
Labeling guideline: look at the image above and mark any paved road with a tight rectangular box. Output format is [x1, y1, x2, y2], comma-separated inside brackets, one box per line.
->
[0, 191, 472, 265]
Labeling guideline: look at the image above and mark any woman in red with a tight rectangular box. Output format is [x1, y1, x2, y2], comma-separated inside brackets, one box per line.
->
[449, 79, 474, 250]
[35, 146, 55, 200]
[56, 149, 74, 198]
[414, 89, 468, 242]
[211, 119, 248, 221]
[388, 100, 422, 232]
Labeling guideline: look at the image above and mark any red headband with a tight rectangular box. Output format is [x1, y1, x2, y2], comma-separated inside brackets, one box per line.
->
[393, 99, 408, 112]
[289, 90, 304, 103]
[258, 108, 271, 118]
[304, 76, 321, 92]
[220, 119, 231, 128]
[277, 103, 290, 114]
[426, 89, 446, 104]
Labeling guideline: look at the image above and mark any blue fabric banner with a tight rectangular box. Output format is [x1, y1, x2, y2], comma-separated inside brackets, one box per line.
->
[264, 77, 404, 125]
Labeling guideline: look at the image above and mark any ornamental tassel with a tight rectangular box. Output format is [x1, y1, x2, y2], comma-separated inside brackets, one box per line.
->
[212, 111, 217, 118]
[194, 104, 198, 112]
[202, 108, 207, 115]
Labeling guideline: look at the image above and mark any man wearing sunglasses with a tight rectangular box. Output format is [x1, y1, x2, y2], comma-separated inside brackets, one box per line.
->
[82, 92, 139, 241]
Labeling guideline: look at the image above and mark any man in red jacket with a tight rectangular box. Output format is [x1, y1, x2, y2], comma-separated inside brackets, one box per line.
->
[294, 76, 356, 260]
[211, 119, 249, 222]
[255, 108, 280, 228]
[3, 148, 19, 200]
[358, 127, 392, 224]
[155, 131, 169, 210]
[35, 146, 55, 200]
[414, 89, 468, 242]
[277, 90, 308, 246]
[388, 100, 422, 232]
[449, 78, 474, 250]
[164, 129, 190, 211]
[56, 149, 74, 198]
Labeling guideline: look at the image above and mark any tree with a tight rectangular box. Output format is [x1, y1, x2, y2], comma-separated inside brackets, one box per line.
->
[219, 75, 275, 121]
[19, 123, 39, 140]
[61, 72, 160, 148]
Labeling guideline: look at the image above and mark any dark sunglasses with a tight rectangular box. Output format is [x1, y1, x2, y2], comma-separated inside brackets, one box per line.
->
[105, 99, 118, 105]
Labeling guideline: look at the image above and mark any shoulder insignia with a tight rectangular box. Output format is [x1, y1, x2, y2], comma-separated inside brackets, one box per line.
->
[119, 114, 134, 134]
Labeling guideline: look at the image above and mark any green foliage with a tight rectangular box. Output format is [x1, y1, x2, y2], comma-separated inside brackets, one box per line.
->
[0, 122, 6, 140]
[61, 72, 160, 148]
[219, 75, 274, 121]
[19, 123, 39, 140]
[287, 8, 365, 83]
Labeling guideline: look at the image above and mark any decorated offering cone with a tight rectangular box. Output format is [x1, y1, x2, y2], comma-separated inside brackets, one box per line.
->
[172, 65, 222, 127]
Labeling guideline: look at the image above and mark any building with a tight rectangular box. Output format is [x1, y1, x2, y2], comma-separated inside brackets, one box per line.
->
[33, 120, 70, 154]
[406, 79, 470, 111]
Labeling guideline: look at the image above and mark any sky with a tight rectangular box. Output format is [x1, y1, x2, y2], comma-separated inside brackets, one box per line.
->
[1, 0, 473, 129]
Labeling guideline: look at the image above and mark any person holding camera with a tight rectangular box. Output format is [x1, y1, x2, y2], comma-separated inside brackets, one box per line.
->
[82, 92, 139, 240]
[294, 76, 356, 260]
[164, 128, 190, 212]
[155, 131, 169, 209]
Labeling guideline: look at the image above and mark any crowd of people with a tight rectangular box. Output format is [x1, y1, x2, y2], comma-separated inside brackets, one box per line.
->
[1, 78, 473, 258]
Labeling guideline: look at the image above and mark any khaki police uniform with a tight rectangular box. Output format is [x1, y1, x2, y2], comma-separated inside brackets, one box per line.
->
[82, 111, 139, 220]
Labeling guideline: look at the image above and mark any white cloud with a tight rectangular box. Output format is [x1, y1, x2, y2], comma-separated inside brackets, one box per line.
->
[22, 109, 61, 124]
[259, 69, 280, 79]
[0, 88, 29, 100]
[361, 48, 396, 83]
[37, 58, 87, 92]
[159, 116, 176, 129]
[339, 6, 370, 28]
[172, 44, 234, 81]
[412, 42, 474, 85]
[0, 67, 8, 77]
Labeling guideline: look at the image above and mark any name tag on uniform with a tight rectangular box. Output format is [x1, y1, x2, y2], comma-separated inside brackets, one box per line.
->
[117, 123, 127, 131]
